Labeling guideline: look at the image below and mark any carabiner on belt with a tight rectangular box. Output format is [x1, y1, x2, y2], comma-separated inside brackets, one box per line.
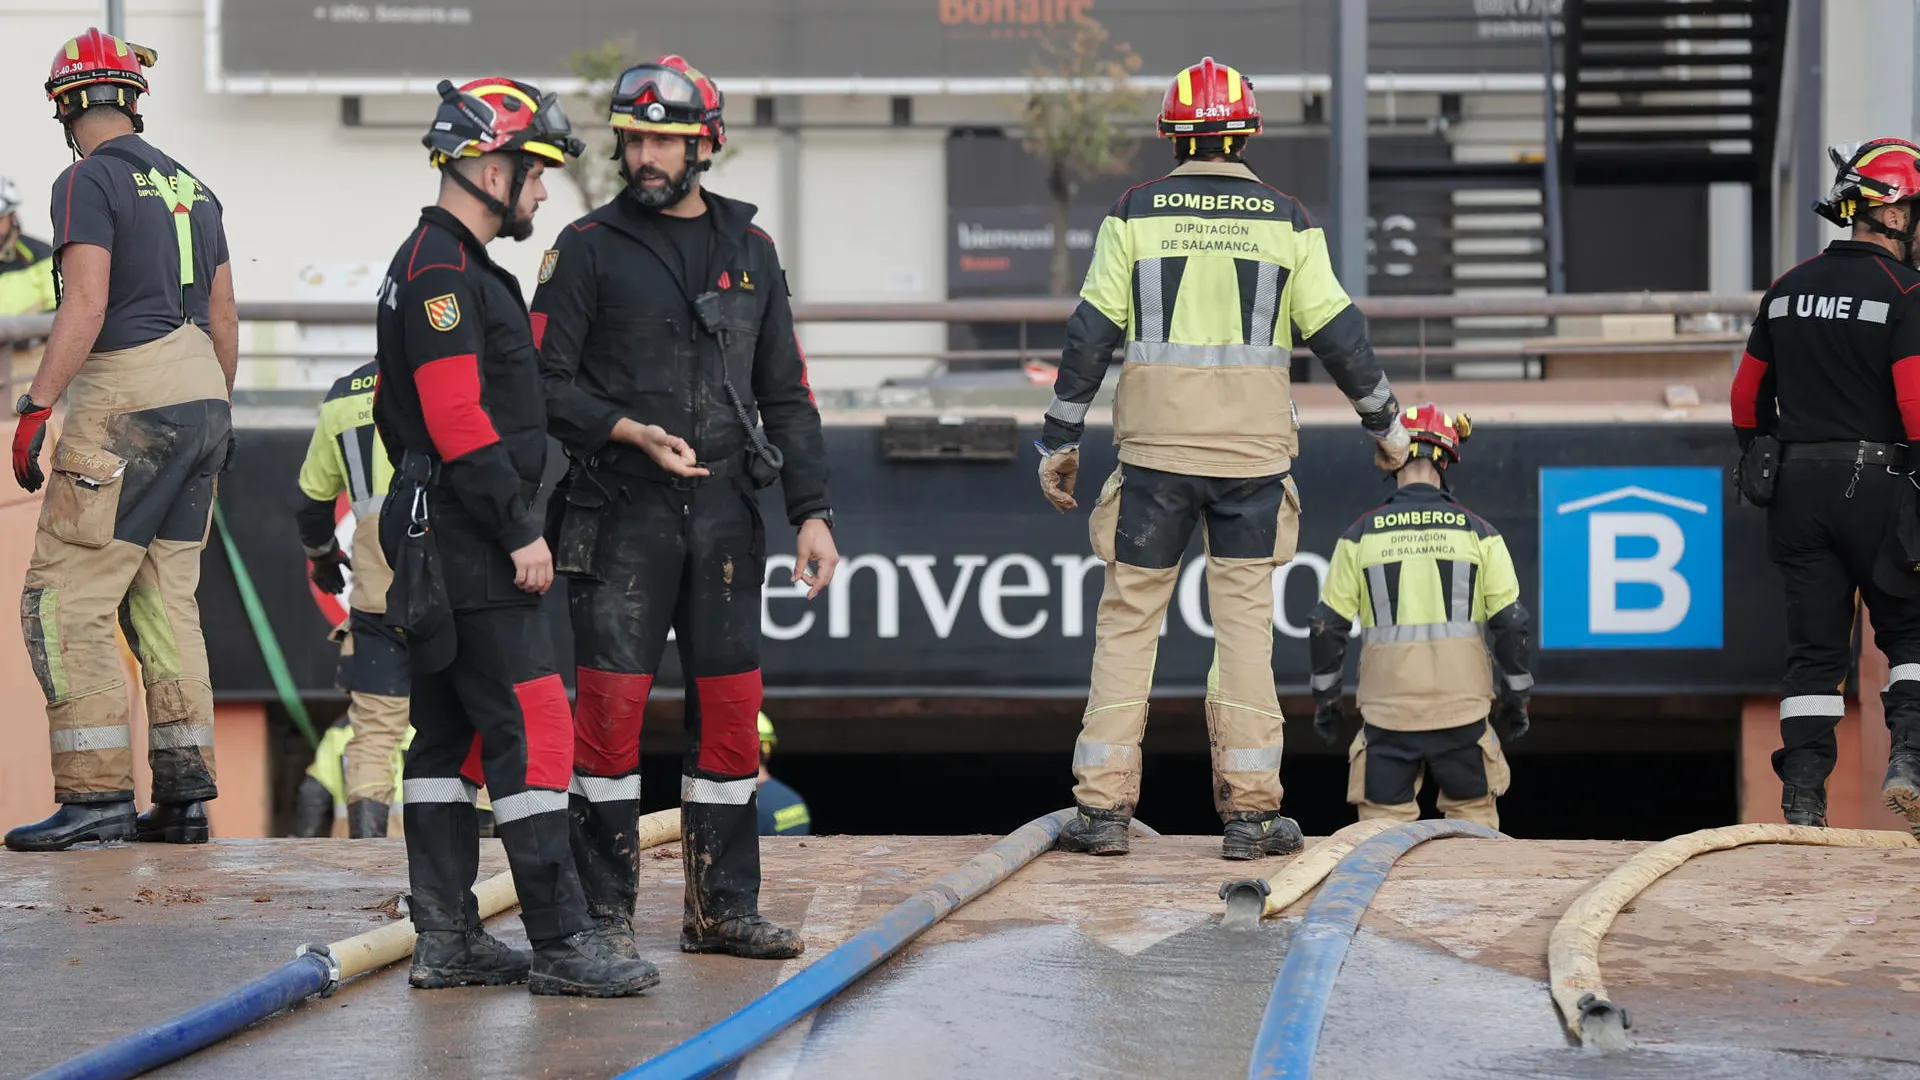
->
[407, 484, 430, 538]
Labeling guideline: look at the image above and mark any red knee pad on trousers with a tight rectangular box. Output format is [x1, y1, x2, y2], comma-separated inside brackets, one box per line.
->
[575, 668, 651, 776]
[694, 669, 763, 777]
[459, 735, 485, 789]
[513, 674, 575, 789]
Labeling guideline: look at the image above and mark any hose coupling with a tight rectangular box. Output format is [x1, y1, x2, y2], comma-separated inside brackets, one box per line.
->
[296, 943, 342, 997]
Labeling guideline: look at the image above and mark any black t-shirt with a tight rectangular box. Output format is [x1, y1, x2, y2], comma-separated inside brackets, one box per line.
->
[49, 134, 230, 352]
[650, 208, 715, 294]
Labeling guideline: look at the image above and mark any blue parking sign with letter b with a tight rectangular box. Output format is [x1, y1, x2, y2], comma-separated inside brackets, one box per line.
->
[1539, 467, 1723, 649]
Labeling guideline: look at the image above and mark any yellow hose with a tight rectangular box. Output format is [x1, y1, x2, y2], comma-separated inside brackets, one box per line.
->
[1548, 823, 1918, 1051]
[1261, 818, 1399, 918]
[330, 807, 681, 980]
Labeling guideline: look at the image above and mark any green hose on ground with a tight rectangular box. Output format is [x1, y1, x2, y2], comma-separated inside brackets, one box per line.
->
[213, 501, 319, 749]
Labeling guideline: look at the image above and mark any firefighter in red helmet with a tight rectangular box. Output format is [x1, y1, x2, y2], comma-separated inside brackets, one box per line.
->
[7, 28, 238, 853]
[371, 77, 660, 997]
[1310, 406, 1531, 830]
[531, 55, 833, 962]
[1735, 138, 1920, 833]
[1037, 57, 1409, 859]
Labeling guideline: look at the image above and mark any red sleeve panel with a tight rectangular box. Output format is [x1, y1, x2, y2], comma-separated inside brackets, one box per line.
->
[413, 354, 500, 461]
[1894, 355, 1920, 439]
[1730, 351, 1769, 430]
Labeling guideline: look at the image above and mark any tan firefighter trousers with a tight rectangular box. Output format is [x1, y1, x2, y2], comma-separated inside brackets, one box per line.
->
[22, 324, 231, 805]
[1071, 464, 1300, 820]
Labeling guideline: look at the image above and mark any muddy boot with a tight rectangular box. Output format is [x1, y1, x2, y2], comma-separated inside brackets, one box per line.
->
[347, 799, 390, 839]
[410, 926, 532, 988]
[571, 790, 642, 959]
[135, 800, 209, 844]
[291, 777, 334, 838]
[1221, 811, 1304, 860]
[4, 801, 137, 852]
[1778, 753, 1830, 827]
[529, 929, 660, 997]
[1882, 751, 1920, 835]
[681, 914, 805, 960]
[1056, 806, 1130, 856]
[591, 906, 639, 961]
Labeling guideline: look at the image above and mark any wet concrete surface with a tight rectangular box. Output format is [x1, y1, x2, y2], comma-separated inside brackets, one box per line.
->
[2, 836, 1918, 1079]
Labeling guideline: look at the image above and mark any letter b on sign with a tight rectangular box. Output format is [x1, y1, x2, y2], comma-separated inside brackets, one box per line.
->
[1539, 467, 1723, 649]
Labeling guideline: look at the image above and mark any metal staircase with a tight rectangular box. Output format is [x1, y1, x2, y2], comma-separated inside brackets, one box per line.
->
[1560, 0, 1791, 285]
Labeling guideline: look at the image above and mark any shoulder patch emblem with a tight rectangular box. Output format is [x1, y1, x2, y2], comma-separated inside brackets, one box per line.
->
[538, 248, 559, 284]
[424, 294, 461, 331]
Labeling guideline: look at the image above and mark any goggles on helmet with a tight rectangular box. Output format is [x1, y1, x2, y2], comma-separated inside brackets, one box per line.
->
[610, 63, 716, 136]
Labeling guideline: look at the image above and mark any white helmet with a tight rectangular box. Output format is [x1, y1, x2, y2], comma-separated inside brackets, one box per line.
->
[0, 176, 19, 217]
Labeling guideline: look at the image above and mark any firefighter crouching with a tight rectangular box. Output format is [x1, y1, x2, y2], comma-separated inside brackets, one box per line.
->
[373, 77, 656, 996]
[7, 29, 237, 852]
[1733, 138, 1920, 832]
[291, 360, 411, 838]
[1308, 406, 1531, 829]
[531, 55, 836, 961]
[1036, 57, 1411, 860]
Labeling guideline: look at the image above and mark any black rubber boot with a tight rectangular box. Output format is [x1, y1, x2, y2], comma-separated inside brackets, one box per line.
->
[135, 801, 209, 844]
[291, 777, 334, 838]
[4, 801, 136, 852]
[409, 890, 531, 988]
[680, 914, 805, 960]
[1779, 754, 1830, 827]
[570, 794, 641, 959]
[1882, 751, 1920, 835]
[1056, 806, 1130, 856]
[529, 929, 661, 997]
[347, 799, 390, 839]
[1221, 812, 1304, 861]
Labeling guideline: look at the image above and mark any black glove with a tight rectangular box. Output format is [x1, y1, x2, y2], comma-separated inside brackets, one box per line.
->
[1497, 694, 1530, 742]
[223, 430, 238, 473]
[309, 546, 351, 595]
[1313, 700, 1344, 745]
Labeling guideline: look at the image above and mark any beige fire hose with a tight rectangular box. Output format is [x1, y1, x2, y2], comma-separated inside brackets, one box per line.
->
[1220, 818, 1399, 930]
[327, 808, 682, 980]
[1548, 822, 1919, 1052]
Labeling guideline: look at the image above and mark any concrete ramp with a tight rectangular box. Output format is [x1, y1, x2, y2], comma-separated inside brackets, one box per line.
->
[3, 836, 1918, 1079]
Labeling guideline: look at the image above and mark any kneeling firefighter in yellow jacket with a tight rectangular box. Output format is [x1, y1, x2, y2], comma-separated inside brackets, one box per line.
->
[1036, 57, 1411, 860]
[1308, 405, 1532, 829]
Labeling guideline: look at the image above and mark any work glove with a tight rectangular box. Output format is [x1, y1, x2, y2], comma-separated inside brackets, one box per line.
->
[12, 401, 51, 493]
[1313, 700, 1345, 746]
[223, 430, 238, 473]
[1035, 440, 1081, 513]
[1372, 421, 1411, 473]
[1496, 693, 1531, 742]
[309, 545, 351, 595]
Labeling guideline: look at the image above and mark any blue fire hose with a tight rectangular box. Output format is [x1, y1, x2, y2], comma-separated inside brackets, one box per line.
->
[1247, 819, 1506, 1080]
[615, 807, 1076, 1080]
[25, 949, 338, 1080]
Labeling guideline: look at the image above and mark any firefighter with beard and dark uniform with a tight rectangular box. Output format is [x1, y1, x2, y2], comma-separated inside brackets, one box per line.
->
[531, 55, 836, 963]
[373, 77, 659, 997]
[1733, 137, 1920, 834]
[1034, 57, 1411, 860]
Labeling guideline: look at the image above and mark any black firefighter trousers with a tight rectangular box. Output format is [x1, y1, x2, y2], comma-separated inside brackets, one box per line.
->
[1768, 459, 1920, 790]
[402, 601, 591, 945]
[563, 469, 767, 936]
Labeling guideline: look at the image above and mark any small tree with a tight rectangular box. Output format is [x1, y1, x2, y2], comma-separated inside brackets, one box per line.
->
[559, 40, 635, 209]
[1022, 19, 1144, 296]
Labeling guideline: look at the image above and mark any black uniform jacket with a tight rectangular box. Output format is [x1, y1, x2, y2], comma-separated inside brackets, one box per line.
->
[529, 190, 829, 525]
[1735, 240, 1920, 448]
[373, 206, 547, 609]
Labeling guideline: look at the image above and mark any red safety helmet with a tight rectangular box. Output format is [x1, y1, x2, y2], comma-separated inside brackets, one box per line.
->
[1816, 138, 1920, 229]
[610, 55, 726, 148]
[1159, 56, 1261, 154]
[45, 27, 157, 129]
[1401, 404, 1473, 467]
[423, 77, 584, 169]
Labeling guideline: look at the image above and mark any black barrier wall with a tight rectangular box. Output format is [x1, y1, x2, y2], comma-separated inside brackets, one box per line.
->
[202, 423, 1783, 699]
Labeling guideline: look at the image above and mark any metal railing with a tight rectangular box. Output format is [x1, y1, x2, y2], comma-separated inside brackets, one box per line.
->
[2, 291, 1762, 407]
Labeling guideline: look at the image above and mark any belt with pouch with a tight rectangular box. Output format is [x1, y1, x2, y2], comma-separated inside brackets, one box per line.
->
[586, 445, 747, 491]
[1779, 440, 1908, 468]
